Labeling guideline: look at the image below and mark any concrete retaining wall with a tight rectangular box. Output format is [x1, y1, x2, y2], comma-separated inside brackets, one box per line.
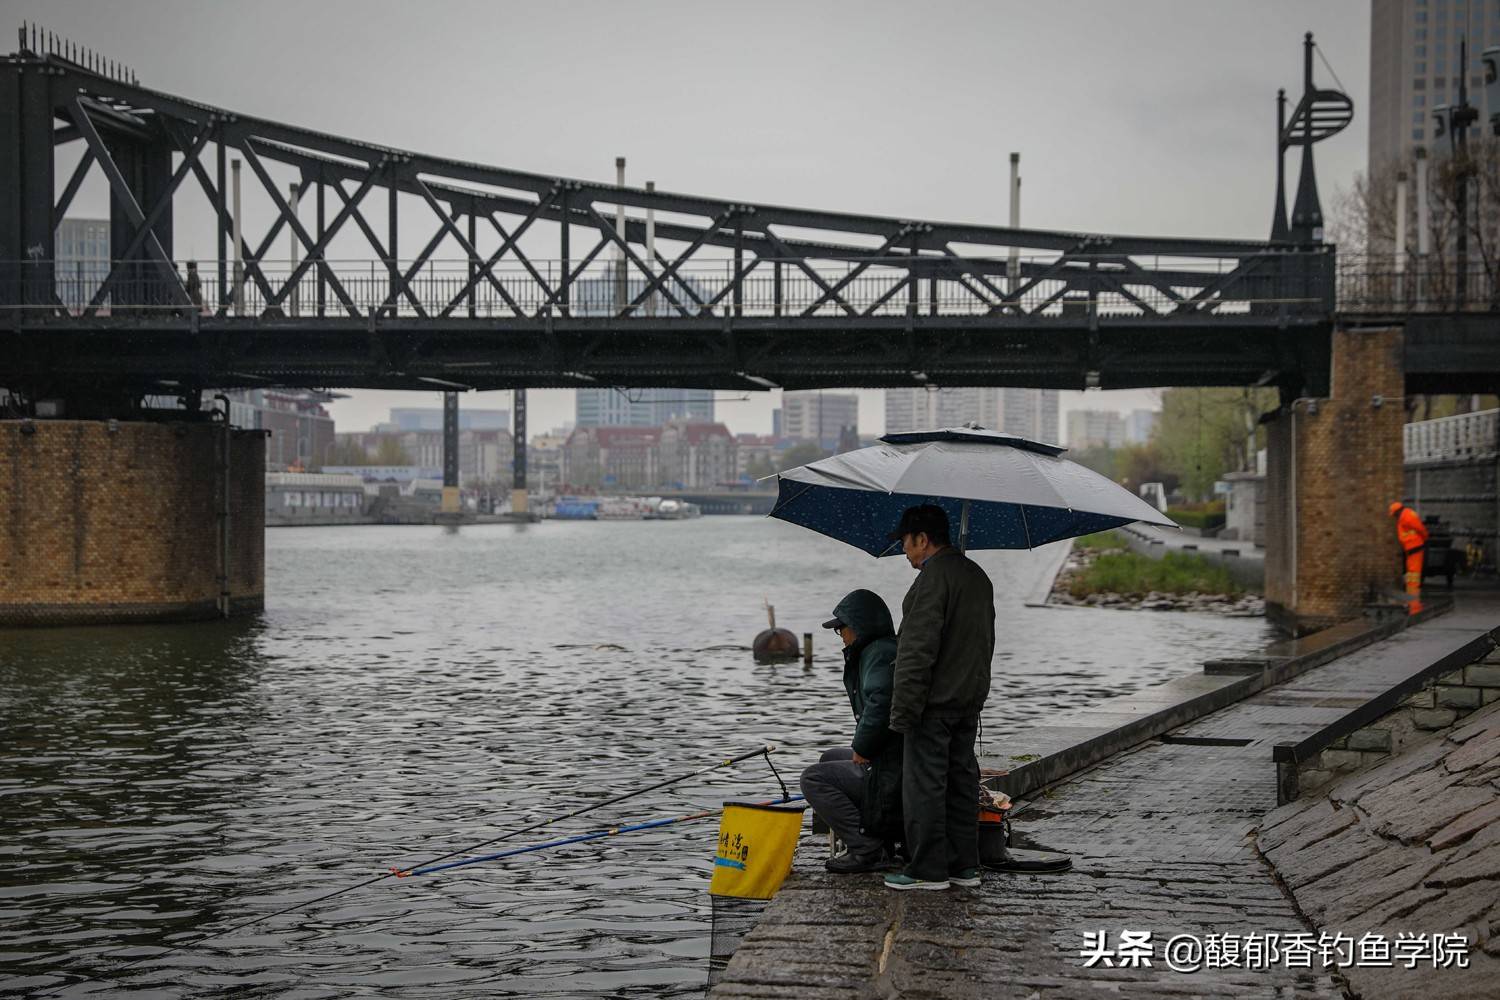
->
[1292, 647, 1500, 796]
[1405, 456, 1499, 545]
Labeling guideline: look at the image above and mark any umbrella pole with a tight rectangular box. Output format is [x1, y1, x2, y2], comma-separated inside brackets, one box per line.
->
[959, 499, 971, 551]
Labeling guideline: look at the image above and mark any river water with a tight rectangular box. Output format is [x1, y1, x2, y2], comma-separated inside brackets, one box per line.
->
[1, 517, 1272, 998]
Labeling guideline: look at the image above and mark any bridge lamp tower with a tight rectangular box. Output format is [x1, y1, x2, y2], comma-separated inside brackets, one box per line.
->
[1269, 33, 1352, 245]
[1431, 34, 1480, 307]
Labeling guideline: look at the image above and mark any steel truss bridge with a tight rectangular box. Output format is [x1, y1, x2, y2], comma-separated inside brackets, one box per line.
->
[1, 28, 1492, 407]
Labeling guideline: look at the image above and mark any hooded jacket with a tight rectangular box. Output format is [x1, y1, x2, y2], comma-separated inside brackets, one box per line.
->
[829, 589, 904, 842]
[831, 588, 899, 759]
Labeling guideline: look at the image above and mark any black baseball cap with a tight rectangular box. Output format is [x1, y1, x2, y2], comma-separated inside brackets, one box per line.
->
[887, 503, 951, 542]
[822, 615, 845, 630]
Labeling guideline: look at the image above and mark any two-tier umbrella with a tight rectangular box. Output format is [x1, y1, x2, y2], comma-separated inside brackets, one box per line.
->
[766, 425, 1175, 555]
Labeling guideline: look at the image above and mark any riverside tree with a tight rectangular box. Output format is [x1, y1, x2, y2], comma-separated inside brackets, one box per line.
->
[1152, 388, 1277, 502]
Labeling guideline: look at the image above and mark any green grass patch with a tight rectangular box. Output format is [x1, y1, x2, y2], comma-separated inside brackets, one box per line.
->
[1067, 549, 1243, 598]
[1167, 508, 1226, 530]
[1168, 500, 1226, 531]
[1073, 530, 1129, 551]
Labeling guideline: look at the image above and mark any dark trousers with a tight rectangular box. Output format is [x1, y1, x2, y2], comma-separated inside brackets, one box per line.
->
[799, 747, 880, 855]
[901, 714, 980, 881]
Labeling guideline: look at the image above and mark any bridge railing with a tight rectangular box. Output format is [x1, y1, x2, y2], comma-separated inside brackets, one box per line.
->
[7, 252, 1333, 323]
[1337, 254, 1500, 314]
[1404, 408, 1500, 462]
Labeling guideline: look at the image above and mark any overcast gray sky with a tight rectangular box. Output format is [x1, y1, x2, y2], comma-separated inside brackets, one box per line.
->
[18, 0, 1370, 440]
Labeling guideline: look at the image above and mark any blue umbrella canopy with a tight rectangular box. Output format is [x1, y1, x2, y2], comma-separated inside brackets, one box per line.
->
[767, 426, 1177, 557]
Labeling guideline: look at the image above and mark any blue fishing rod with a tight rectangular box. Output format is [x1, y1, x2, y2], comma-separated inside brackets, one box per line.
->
[398, 793, 804, 877]
[35, 743, 785, 997]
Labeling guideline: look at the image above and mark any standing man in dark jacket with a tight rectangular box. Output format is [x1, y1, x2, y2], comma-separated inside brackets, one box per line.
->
[883, 504, 995, 891]
[799, 589, 903, 873]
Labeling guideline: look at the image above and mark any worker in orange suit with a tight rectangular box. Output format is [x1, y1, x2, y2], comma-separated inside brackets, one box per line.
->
[1389, 501, 1429, 614]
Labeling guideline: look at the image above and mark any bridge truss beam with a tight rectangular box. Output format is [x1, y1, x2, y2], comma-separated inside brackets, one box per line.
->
[1, 38, 1335, 400]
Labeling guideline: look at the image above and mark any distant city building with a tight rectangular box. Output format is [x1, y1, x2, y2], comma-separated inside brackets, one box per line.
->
[388, 407, 510, 432]
[735, 434, 779, 479]
[575, 388, 635, 428]
[1125, 409, 1158, 445]
[570, 274, 715, 428]
[885, 387, 1058, 441]
[561, 421, 738, 489]
[220, 389, 339, 472]
[1369, 0, 1496, 177]
[575, 387, 715, 428]
[527, 429, 572, 494]
[659, 422, 737, 488]
[55, 218, 110, 310]
[999, 388, 1061, 443]
[265, 472, 368, 524]
[771, 407, 783, 438]
[563, 426, 662, 489]
[322, 465, 442, 482]
[1066, 409, 1127, 450]
[335, 428, 513, 486]
[782, 390, 858, 449]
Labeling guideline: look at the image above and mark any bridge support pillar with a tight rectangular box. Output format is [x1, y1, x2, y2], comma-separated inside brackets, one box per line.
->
[0, 420, 265, 627]
[511, 388, 528, 515]
[441, 391, 460, 514]
[1264, 326, 1406, 635]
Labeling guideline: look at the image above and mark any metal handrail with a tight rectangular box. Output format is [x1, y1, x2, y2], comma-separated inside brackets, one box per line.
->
[4, 251, 1333, 321]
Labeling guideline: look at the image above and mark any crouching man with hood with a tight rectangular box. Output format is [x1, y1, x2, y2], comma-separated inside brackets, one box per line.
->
[798, 588, 904, 873]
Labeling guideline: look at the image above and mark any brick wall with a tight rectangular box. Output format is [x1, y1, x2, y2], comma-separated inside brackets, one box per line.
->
[1265, 327, 1406, 633]
[0, 421, 265, 626]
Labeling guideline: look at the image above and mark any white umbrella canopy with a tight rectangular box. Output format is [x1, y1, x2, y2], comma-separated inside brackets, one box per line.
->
[767, 426, 1177, 557]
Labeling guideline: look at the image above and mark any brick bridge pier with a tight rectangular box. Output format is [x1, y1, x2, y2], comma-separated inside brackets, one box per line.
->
[0, 420, 266, 626]
[1263, 326, 1408, 635]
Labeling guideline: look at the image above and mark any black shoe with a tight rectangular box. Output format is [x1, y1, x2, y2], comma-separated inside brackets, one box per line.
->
[826, 849, 890, 874]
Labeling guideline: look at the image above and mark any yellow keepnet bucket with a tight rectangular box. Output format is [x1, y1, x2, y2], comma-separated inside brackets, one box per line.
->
[708, 801, 806, 900]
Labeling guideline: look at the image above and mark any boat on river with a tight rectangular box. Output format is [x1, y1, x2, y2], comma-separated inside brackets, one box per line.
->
[654, 498, 702, 520]
[595, 497, 654, 520]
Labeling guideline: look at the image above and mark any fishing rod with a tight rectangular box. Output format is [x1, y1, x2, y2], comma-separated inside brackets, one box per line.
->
[35, 744, 782, 997]
[389, 743, 787, 875]
[400, 793, 805, 877]
[411, 790, 805, 877]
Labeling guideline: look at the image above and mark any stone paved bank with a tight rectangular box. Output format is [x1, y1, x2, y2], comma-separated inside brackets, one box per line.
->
[710, 601, 1499, 999]
[1259, 702, 1500, 1000]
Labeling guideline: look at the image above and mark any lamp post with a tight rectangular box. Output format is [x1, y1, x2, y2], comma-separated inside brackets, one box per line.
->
[1433, 34, 1479, 307]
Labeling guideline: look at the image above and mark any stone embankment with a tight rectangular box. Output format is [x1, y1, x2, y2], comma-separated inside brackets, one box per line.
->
[1259, 701, 1500, 999]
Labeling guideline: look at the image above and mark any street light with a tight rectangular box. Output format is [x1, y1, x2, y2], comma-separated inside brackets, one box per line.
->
[1432, 35, 1480, 307]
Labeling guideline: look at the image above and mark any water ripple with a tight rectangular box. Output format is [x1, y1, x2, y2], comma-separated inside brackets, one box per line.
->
[0, 517, 1270, 996]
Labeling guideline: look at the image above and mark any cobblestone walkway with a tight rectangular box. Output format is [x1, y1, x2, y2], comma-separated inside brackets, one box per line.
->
[710, 606, 1499, 999]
